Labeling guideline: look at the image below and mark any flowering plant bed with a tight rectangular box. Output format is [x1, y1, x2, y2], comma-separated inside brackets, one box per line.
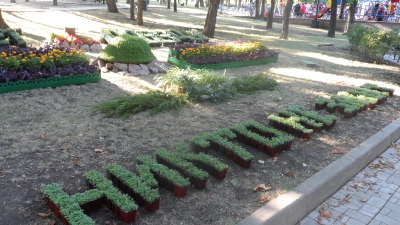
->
[51, 33, 102, 47]
[0, 46, 100, 94]
[168, 41, 279, 70]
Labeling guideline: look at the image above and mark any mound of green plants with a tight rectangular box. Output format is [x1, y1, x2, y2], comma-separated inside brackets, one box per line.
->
[92, 90, 192, 119]
[99, 35, 156, 64]
[232, 72, 278, 94]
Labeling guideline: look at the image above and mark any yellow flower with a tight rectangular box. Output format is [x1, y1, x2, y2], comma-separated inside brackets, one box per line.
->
[22, 59, 26, 62]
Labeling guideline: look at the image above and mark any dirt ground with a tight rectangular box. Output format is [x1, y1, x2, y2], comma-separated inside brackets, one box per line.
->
[1, 2, 400, 225]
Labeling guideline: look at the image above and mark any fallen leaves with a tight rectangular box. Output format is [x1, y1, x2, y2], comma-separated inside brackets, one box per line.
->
[37, 212, 51, 217]
[73, 159, 79, 165]
[49, 220, 56, 225]
[282, 171, 296, 178]
[95, 145, 106, 153]
[259, 195, 268, 204]
[331, 150, 341, 154]
[271, 157, 277, 161]
[253, 184, 271, 192]
[40, 134, 49, 141]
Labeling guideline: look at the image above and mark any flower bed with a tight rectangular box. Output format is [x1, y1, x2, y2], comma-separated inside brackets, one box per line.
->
[0, 46, 100, 94]
[168, 41, 279, 70]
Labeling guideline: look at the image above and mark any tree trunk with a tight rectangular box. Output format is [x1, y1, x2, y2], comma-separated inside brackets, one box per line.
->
[10, 0, 16, 3]
[219, 0, 224, 14]
[266, 0, 275, 29]
[130, 0, 135, 20]
[174, 0, 177, 11]
[52, 0, 57, 6]
[255, 0, 260, 18]
[0, 9, 10, 29]
[280, 0, 293, 39]
[327, 0, 337, 37]
[260, 0, 266, 20]
[339, 0, 345, 19]
[200, 0, 204, 7]
[343, 0, 357, 34]
[203, 0, 220, 37]
[137, 0, 143, 25]
[167, 0, 170, 9]
[106, 0, 119, 12]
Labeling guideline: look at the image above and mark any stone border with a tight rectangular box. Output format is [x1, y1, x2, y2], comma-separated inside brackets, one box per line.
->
[238, 117, 400, 225]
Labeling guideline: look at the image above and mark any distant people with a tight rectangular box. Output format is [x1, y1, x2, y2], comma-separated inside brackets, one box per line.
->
[300, 3, 307, 17]
[294, 3, 301, 17]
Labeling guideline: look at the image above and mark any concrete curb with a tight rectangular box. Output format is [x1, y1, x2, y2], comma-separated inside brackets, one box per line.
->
[238, 117, 400, 225]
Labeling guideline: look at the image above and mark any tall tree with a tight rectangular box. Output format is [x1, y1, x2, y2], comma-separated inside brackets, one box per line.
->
[10, 0, 16, 3]
[106, 0, 119, 13]
[0, 9, 9, 29]
[168, 0, 171, 9]
[255, 0, 260, 18]
[260, 0, 266, 20]
[137, 0, 143, 25]
[220, 0, 224, 14]
[203, 0, 220, 37]
[344, 0, 357, 33]
[280, 0, 293, 39]
[174, 0, 177, 11]
[130, 0, 135, 20]
[200, 0, 204, 7]
[53, 0, 57, 6]
[266, 0, 275, 29]
[327, 0, 337, 37]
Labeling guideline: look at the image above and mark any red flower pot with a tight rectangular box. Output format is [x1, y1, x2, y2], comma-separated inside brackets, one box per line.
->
[134, 192, 145, 206]
[257, 143, 265, 152]
[285, 141, 292, 150]
[103, 196, 112, 209]
[224, 148, 233, 159]
[193, 178, 207, 190]
[243, 136, 250, 144]
[91, 197, 103, 211]
[236, 133, 244, 141]
[239, 158, 252, 169]
[250, 139, 258, 148]
[61, 213, 70, 225]
[213, 169, 228, 180]
[173, 185, 189, 197]
[144, 198, 160, 212]
[119, 209, 137, 223]
[232, 153, 240, 164]
[80, 201, 91, 214]
[53, 204, 62, 219]
[343, 112, 353, 119]
[165, 179, 174, 192]
[112, 202, 119, 215]
[302, 133, 311, 140]
[120, 181, 128, 194]
[337, 106, 344, 113]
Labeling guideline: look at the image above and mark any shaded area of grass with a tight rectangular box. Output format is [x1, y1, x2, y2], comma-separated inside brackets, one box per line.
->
[233, 72, 279, 95]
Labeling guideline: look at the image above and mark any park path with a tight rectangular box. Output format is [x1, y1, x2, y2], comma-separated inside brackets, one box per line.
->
[301, 138, 400, 225]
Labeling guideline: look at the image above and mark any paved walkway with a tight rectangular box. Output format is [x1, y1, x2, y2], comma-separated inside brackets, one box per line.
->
[301, 139, 400, 225]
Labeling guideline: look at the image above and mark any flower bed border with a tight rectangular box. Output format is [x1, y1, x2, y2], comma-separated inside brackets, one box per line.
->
[167, 56, 279, 70]
[0, 72, 101, 94]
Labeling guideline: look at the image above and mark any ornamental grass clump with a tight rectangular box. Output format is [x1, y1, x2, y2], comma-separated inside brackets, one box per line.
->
[170, 41, 278, 65]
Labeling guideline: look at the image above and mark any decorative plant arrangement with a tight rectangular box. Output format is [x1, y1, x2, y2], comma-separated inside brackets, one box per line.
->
[101, 28, 207, 47]
[155, 149, 210, 190]
[168, 29, 209, 43]
[0, 28, 26, 48]
[105, 164, 160, 212]
[314, 84, 393, 119]
[167, 41, 279, 70]
[84, 170, 138, 222]
[137, 155, 191, 197]
[268, 115, 314, 140]
[191, 128, 254, 168]
[231, 120, 294, 156]
[51, 33, 102, 48]
[175, 142, 229, 180]
[41, 183, 96, 225]
[70, 189, 104, 213]
[136, 164, 159, 189]
[284, 106, 337, 130]
[0, 46, 100, 94]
